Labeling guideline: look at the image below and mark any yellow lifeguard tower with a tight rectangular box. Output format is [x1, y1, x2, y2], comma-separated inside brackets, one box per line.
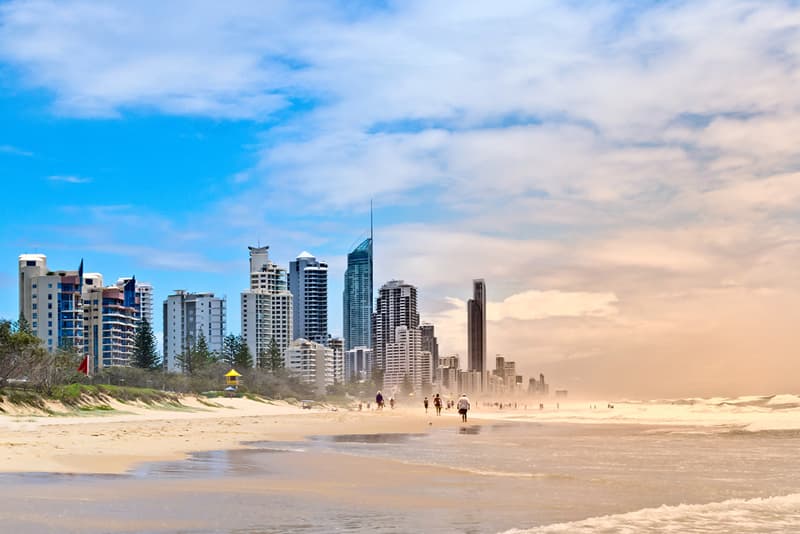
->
[224, 369, 242, 394]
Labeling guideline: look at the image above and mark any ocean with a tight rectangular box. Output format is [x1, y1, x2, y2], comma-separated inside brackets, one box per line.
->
[1, 395, 799, 533]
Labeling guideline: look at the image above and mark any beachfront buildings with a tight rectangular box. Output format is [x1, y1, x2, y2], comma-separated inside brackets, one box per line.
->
[241, 246, 293, 367]
[116, 278, 154, 325]
[288, 252, 328, 346]
[284, 339, 335, 395]
[467, 279, 487, 382]
[18, 254, 146, 374]
[343, 237, 373, 351]
[162, 290, 226, 372]
[84, 280, 138, 371]
[345, 346, 372, 382]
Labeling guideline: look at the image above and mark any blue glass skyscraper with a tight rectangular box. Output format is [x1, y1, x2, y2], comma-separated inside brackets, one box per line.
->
[343, 225, 373, 351]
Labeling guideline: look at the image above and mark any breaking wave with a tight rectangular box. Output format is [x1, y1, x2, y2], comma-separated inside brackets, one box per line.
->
[501, 493, 800, 534]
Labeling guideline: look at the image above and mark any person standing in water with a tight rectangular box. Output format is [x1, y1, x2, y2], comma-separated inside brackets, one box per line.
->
[423, 397, 429, 413]
[433, 394, 442, 416]
[457, 394, 471, 422]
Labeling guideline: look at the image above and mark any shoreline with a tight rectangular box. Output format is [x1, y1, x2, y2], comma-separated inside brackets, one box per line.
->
[3, 394, 800, 476]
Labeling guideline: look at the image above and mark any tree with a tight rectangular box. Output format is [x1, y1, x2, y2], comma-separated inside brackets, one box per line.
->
[131, 318, 160, 370]
[221, 334, 239, 366]
[267, 337, 283, 372]
[221, 334, 253, 369]
[177, 332, 216, 375]
[233, 339, 253, 369]
[0, 319, 46, 386]
[17, 313, 32, 335]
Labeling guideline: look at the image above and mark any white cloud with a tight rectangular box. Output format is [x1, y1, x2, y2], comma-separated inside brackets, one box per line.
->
[47, 175, 91, 184]
[5, 1, 800, 394]
[0, 144, 32, 156]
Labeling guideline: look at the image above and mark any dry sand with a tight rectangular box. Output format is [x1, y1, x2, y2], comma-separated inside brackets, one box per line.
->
[0, 397, 470, 475]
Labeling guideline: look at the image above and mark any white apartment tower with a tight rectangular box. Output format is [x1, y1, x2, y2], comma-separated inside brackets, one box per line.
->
[373, 280, 425, 393]
[163, 290, 226, 372]
[18, 254, 87, 353]
[288, 251, 328, 346]
[284, 338, 335, 395]
[383, 325, 425, 393]
[241, 246, 293, 367]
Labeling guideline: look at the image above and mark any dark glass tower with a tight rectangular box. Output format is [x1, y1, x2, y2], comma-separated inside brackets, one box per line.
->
[343, 237, 373, 351]
[467, 279, 486, 373]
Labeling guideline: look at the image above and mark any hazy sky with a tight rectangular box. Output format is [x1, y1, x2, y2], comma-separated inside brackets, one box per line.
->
[1, 1, 799, 396]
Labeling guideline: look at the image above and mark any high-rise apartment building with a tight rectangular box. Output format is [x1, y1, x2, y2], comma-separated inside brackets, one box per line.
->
[420, 323, 439, 380]
[467, 279, 487, 376]
[163, 290, 226, 372]
[85, 282, 138, 371]
[343, 237, 373, 351]
[116, 278, 154, 325]
[288, 252, 328, 345]
[241, 246, 293, 366]
[373, 280, 425, 393]
[372, 280, 419, 371]
[18, 254, 86, 353]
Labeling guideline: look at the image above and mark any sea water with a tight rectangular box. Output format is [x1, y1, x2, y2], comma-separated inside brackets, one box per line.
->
[1, 397, 800, 533]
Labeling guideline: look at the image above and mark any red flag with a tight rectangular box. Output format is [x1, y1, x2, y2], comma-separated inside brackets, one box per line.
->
[77, 355, 88, 375]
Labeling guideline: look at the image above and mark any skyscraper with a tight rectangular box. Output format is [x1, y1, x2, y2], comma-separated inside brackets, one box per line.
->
[373, 280, 423, 392]
[343, 237, 373, 351]
[241, 246, 293, 366]
[163, 290, 226, 372]
[467, 279, 487, 375]
[288, 251, 328, 345]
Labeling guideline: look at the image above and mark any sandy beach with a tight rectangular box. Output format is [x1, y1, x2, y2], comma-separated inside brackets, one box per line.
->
[0, 397, 469, 475]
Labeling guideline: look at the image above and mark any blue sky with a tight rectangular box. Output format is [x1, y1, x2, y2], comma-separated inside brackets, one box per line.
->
[2, 0, 800, 395]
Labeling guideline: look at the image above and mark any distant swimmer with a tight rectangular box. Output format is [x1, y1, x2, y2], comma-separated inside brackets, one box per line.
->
[434, 393, 443, 416]
[457, 394, 471, 423]
[423, 396, 429, 413]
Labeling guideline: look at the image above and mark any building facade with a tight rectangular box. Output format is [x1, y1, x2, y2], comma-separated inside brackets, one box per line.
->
[18, 254, 86, 353]
[345, 346, 372, 382]
[241, 246, 293, 366]
[85, 284, 138, 371]
[372, 280, 419, 372]
[163, 290, 226, 372]
[420, 323, 439, 381]
[284, 339, 335, 395]
[343, 237, 372, 351]
[116, 278, 154, 325]
[288, 252, 328, 346]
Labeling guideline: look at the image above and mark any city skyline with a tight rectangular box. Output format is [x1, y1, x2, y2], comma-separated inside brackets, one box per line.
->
[3, 1, 800, 396]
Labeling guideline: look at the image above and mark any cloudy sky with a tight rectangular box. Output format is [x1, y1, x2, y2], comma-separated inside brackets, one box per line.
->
[1, 0, 799, 396]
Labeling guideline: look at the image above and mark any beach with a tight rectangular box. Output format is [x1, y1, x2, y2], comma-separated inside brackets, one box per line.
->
[1, 395, 800, 532]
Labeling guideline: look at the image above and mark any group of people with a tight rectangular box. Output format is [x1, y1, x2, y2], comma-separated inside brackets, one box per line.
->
[422, 393, 471, 422]
[367, 391, 472, 422]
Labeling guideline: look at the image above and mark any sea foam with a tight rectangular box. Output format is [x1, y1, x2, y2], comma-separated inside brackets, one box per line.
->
[501, 493, 800, 534]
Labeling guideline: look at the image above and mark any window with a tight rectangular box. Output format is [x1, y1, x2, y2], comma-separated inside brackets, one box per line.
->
[32, 304, 37, 310]
[48, 303, 52, 309]
[48, 294, 52, 300]
[48, 283, 52, 288]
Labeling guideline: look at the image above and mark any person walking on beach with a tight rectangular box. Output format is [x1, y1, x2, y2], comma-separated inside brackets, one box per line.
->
[376, 391, 384, 410]
[390, 397, 395, 409]
[423, 397, 429, 413]
[433, 394, 442, 416]
[457, 394, 471, 423]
